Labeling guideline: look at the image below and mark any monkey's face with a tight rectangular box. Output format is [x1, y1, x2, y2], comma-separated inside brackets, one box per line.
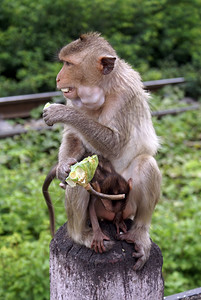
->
[56, 56, 84, 100]
[56, 54, 108, 110]
[56, 58, 105, 110]
[56, 34, 117, 110]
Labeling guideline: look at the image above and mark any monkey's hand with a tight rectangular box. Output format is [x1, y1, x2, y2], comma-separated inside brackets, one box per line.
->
[43, 103, 67, 126]
[117, 231, 150, 271]
[56, 158, 77, 184]
[91, 229, 111, 254]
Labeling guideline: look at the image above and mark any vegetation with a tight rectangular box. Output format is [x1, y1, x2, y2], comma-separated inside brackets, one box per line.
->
[0, 0, 201, 98]
[151, 87, 201, 295]
[0, 128, 63, 300]
[0, 86, 201, 299]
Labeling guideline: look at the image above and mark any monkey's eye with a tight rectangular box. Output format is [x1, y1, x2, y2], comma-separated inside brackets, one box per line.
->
[65, 61, 73, 66]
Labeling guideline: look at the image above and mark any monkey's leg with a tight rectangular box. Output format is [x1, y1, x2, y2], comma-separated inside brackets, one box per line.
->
[113, 212, 127, 235]
[65, 184, 93, 247]
[89, 196, 110, 253]
[119, 154, 161, 271]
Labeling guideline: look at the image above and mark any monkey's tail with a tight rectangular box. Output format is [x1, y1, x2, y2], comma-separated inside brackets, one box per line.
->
[42, 165, 57, 237]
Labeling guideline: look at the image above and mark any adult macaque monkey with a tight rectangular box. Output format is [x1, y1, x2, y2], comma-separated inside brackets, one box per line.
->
[43, 32, 161, 271]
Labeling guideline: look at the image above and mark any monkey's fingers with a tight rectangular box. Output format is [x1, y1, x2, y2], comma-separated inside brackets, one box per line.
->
[120, 222, 127, 234]
[132, 244, 146, 271]
[100, 234, 111, 253]
[91, 233, 110, 253]
[133, 257, 146, 271]
[114, 220, 127, 235]
[132, 252, 143, 258]
[116, 232, 135, 244]
[100, 241, 106, 253]
[59, 182, 67, 190]
[91, 240, 100, 253]
[97, 239, 109, 253]
[57, 160, 77, 183]
[43, 111, 53, 126]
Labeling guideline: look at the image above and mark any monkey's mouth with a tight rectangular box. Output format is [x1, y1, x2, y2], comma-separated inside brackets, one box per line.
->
[61, 87, 74, 94]
[61, 87, 76, 99]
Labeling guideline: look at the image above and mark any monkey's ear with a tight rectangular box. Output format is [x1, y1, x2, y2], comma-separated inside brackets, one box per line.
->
[79, 34, 87, 41]
[128, 178, 133, 191]
[99, 56, 116, 75]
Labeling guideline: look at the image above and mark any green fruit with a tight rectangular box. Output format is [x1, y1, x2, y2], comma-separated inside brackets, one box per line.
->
[44, 102, 51, 109]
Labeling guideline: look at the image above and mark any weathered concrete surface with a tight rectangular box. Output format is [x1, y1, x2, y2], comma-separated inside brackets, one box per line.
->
[50, 220, 164, 300]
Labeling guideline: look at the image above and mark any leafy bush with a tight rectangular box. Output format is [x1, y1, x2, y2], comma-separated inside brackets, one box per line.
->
[151, 88, 201, 295]
[0, 128, 65, 300]
[0, 0, 201, 97]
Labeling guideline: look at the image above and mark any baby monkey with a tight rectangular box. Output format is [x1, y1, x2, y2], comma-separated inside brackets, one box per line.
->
[87, 156, 132, 253]
[43, 156, 132, 254]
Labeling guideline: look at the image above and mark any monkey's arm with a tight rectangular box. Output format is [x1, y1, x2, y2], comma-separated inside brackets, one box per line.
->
[56, 128, 86, 183]
[43, 104, 124, 157]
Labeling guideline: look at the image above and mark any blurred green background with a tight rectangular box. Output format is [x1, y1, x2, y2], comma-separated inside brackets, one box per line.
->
[1, 0, 201, 98]
[0, 0, 201, 299]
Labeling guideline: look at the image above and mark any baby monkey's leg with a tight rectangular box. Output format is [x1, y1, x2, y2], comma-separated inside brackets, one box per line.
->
[89, 195, 111, 253]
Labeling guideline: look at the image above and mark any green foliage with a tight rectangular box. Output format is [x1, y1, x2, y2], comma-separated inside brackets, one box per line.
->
[0, 0, 201, 97]
[150, 87, 201, 295]
[0, 128, 65, 300]
[0, 88, 201, 298]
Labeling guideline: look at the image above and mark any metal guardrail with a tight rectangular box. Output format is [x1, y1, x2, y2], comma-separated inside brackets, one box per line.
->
[151, 104, 200, 118]
[164, 287, 201, 300]
[1, 102, 200, 139]
[0, 78, 185, 119]
[143, 77, 185, 90]
[0, 91, 62, 119]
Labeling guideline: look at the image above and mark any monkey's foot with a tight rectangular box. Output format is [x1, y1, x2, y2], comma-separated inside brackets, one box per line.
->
[114, 219, 127, 235]
[131, 243, 147, 271]
[117, 231, 149, 271]
[91, 231, 111, 254]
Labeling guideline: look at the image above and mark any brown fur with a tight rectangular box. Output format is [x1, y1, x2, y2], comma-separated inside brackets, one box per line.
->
[89, 157, 131, 253]
[42, 156, 130, 254]
[43, 32, 162, 270]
